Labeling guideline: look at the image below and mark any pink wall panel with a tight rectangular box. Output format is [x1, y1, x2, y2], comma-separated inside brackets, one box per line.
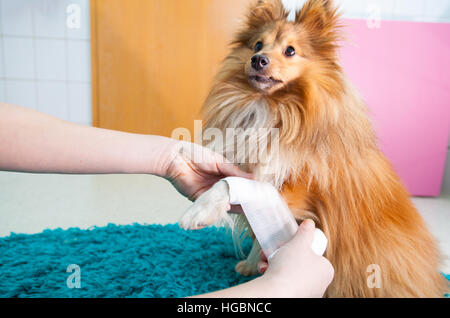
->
[340, 19, 450, 196]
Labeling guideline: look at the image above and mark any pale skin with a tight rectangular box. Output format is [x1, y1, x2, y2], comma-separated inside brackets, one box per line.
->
[0, 102, 334, 297]
[195, 219, 334, 298]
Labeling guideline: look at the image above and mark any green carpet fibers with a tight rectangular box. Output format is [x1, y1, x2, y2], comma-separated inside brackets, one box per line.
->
[0, 224, 255, 298]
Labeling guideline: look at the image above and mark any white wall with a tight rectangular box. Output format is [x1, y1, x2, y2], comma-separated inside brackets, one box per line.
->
[0, 0, 91, 126]
[283, 0, 450, 22]
[338, 0, 450, 22]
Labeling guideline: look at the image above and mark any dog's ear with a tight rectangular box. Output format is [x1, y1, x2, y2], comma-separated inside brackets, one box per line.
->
[247, 0, 288, 27]
[234, 0, 287, 46]
[295, 0, 342, 58]
[295, 0, 339, 33]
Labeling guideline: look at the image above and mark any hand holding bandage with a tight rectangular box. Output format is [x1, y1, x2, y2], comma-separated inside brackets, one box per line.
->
[181, 177, 333, 298]
[223, 177, 328, 259]
[180, 176, 327, 262]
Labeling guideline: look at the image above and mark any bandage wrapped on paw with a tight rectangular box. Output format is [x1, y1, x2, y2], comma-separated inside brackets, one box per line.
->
[223, 177, 328, 259]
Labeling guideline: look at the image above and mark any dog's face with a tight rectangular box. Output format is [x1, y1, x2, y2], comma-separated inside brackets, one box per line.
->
[245, 22, 309, 94]
[235, 0, 341, 95]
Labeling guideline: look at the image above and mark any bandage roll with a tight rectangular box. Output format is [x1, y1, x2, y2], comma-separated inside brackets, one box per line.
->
[223, 177, 327, 259]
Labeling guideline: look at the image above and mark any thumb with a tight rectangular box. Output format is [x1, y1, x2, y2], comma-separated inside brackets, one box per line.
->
[267, 219, 317, 264]
[290, 219, 316, 250]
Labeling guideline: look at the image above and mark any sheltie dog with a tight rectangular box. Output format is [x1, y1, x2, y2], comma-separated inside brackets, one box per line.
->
[180, 0, 448, 297]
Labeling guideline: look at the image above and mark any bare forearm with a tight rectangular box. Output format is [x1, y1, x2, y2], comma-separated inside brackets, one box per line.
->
[192, 277, 274, 298]
[0, 103, 176, 175]
[192, 275, 308, 298]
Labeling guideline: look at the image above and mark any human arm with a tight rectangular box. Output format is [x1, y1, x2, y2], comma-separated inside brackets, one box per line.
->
[0, 103, 251, 199]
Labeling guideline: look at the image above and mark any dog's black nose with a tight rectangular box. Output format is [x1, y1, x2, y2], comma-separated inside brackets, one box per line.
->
[251, 54, 270, 71]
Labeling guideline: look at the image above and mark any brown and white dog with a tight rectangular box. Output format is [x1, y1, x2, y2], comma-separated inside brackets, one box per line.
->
[180, 0, 448, 297]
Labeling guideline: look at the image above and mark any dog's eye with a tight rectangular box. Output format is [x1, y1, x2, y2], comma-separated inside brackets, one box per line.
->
[284, 46, 296, 57]
[254, 42, 263, 52]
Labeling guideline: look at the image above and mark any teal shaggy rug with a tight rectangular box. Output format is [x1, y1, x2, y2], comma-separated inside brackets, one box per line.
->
[0, 224, 448, 298]
[0, 224, 254, 298]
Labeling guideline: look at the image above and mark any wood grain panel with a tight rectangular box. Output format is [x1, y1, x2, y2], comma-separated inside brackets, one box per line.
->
[91, 0, 250, 136]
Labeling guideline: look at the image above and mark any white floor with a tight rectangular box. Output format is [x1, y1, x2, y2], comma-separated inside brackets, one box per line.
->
[0, 172, 449, 273]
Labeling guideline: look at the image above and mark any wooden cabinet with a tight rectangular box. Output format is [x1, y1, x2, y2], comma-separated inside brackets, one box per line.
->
[90, 0, 249, 136]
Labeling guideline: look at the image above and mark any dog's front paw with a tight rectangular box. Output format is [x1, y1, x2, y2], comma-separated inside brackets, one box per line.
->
[235, 260, 259, 276]
[179, 181, 231, 230]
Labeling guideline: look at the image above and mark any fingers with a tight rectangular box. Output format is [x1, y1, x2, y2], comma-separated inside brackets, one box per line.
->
[228, 204, 244, 214]
[191, 143, 253, 179]
[216, 162, 254, 179]
[260, 250, 268, 262]
[258, 220, 316, 275]
[258, 261, 268, 274]
[322, 257, 335, 286]
[258, 250, 268, 274]
[291, 219, 316, 250]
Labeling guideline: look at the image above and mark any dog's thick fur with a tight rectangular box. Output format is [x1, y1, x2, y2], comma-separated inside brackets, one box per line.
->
[181, 0, 448, 297]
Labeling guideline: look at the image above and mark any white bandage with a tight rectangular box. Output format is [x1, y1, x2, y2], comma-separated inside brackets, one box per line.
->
[223, 177, 328, 259]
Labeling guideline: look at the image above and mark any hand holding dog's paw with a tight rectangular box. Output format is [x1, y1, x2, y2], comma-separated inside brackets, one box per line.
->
[165, 141, 252, 201]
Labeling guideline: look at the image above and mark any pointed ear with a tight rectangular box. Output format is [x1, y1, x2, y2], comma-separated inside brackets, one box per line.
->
[295, 0, 341, 58]
[233, 0, 288, 46]
[246, 0, 288, 29]
[295, 0, 340, 33]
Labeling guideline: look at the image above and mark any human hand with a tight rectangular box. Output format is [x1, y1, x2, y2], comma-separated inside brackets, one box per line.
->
[258, 219, 334, 298]
[164, 141, 253, 201]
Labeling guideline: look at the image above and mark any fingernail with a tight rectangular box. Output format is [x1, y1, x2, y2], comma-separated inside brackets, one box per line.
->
[258, 263, 267, 274]
[301, 219, 315, 231]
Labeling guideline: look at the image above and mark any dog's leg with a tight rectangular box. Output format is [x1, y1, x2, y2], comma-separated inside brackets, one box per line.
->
[235, 239, 261, 276]
[179, 180, 232, 230]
